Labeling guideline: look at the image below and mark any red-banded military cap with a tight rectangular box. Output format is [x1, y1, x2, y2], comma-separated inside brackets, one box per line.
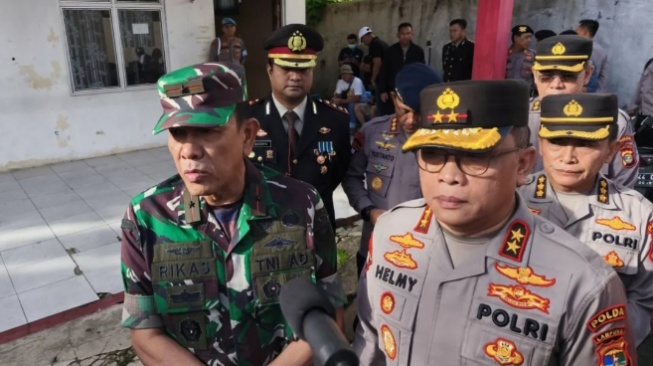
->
[263, 23, 324, 68]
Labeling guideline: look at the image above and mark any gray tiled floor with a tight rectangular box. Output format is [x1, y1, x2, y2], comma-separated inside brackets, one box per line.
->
[0, 147, 357, 334]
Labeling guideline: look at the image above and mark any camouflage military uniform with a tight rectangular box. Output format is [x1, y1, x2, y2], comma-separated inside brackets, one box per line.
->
[121, 161, 345, 365]
[120, 62, 345, 365]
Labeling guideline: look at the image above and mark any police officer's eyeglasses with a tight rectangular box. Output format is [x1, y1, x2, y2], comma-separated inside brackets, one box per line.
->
[417, 146, 525, 176]
[536, 71, 582, 83]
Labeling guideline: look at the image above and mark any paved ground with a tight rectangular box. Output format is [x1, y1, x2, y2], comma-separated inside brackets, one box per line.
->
[0, 147, 357, 335]
[0, 219, 363, 365]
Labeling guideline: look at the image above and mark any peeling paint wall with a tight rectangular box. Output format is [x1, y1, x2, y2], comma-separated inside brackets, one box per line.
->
[0, 0, 215, 171]
[314, 0, 652, 107]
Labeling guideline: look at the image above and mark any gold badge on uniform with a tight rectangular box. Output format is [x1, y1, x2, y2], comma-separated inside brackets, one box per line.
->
[487, 284, 551, 313]
[320, 165, 328, 174]
[390, 233, 425, 250]
[257, 129, 268, 137]
[494, 263, 556, 287]
[598, 178, 609, 204]
[531, 100, 541, 111]
[535, 175, 547, 199]
[603, 251, 624, 268]
[375, 140, 396, 150]
[319, 127, 331, 134]
[484, 338, 524, 366]
[380, 325, 397, 360]
[371, 177, 383, 191]
[413, 207, 433, 234]
[266, 150, 274, 159]
[390, 118, 399, 132]
[384, 249, 418, 270]
[595, 217, 636, 231]
[380, 292, 395, 315]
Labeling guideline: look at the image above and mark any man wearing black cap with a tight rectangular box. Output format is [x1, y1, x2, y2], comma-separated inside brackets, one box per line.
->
[248, 24, 352, 230]
[342, 63, 442, 278]
[506, 25, 536, 95]
[519, 93, 653, 362]
[534, 29, 556, 42]
[354, 80, 634, 365]
[528, 35, 638, 188]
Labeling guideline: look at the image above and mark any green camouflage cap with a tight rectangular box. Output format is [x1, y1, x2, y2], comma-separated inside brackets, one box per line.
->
[153, 62, 248, 135]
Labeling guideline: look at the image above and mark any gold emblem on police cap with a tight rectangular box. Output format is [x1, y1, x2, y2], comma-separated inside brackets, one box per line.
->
[551, 42, 566, 56]
[288, 31, 307, 53]
[563, 100, 583, 117]
[436, 88, 461, 110]
[519, 26, 527, 33]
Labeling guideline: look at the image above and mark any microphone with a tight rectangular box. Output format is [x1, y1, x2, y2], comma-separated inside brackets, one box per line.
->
[279, 278, 359, 366]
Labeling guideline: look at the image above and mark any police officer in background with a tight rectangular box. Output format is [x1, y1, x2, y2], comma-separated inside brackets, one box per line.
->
[519, 93, 653, 362]
[529, 35, 639, 188]
[342, 63, 442, 277]
[506, 25, 536, 95]
[248, 24, 352, 229]
[442, 18, 474, 82]
[354, 80, 635, 365]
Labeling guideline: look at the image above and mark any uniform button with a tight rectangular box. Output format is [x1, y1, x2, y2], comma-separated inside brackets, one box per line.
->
[293, 159, 298, 164]
[539, 222, 554, 234]
[257, 156, 263, 162]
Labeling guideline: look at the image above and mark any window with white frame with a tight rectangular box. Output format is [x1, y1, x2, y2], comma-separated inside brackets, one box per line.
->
[60, 0, 167, 93]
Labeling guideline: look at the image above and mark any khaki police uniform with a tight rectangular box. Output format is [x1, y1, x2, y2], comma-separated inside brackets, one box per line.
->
[355, 196, 635, 365]
[528, 35, 639, 187]
[342, 62, 441, 275]
[519, 173, 653, 346]
[519, 92, 653, 355]
[355, 80, 636, 365]
[342, 115, 421, 269]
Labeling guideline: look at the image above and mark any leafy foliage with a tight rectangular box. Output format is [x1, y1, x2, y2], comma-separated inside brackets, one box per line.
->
[306, 0, 355, 27]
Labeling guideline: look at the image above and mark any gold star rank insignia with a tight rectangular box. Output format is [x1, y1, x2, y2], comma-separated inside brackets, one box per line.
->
[500, 220, 530, 262]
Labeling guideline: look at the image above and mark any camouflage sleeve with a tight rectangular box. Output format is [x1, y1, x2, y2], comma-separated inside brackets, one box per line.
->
[120, 204, 163, 329]
[561, 273, 636, 365]
[603, 111, 639, 188]
[311, 194, 347, 309]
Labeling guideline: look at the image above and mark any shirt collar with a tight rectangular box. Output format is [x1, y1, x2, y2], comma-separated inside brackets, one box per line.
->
[176, 160, 276, 225]
[271, 94, 308, 121]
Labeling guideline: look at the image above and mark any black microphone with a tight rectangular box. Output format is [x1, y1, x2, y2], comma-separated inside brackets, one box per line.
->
[279, 278, 359, 366]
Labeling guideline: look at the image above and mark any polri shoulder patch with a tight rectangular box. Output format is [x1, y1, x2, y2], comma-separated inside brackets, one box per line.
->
[499, 220, 529, 262]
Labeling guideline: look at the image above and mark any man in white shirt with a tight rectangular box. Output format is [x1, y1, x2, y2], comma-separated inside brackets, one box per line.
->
[333, 64, 366, 130]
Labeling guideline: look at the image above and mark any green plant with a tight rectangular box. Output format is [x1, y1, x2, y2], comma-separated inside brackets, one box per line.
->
[306, 0, 354, 27]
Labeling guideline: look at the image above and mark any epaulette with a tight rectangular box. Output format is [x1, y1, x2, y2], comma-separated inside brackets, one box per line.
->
[531, 99, 541, 112]
[248, 98, 262, 106]
[318, 99, 349, 115]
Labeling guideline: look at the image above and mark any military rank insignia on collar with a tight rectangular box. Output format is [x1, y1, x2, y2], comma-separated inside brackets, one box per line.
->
[531, 100, 541, 111]
[597, 178, 609, 204]
[534, 175, 547, 199]
[389, 118, 399, 133]
[413, 207, 433, 234]
[182, 190, 202, 224]
[499, 220, 529, 262]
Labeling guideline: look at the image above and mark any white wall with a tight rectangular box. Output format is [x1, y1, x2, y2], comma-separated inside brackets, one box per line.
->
[0, 0, 215, 171]
[314, 0, 653, 106]
[283, 0, 306, 24]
